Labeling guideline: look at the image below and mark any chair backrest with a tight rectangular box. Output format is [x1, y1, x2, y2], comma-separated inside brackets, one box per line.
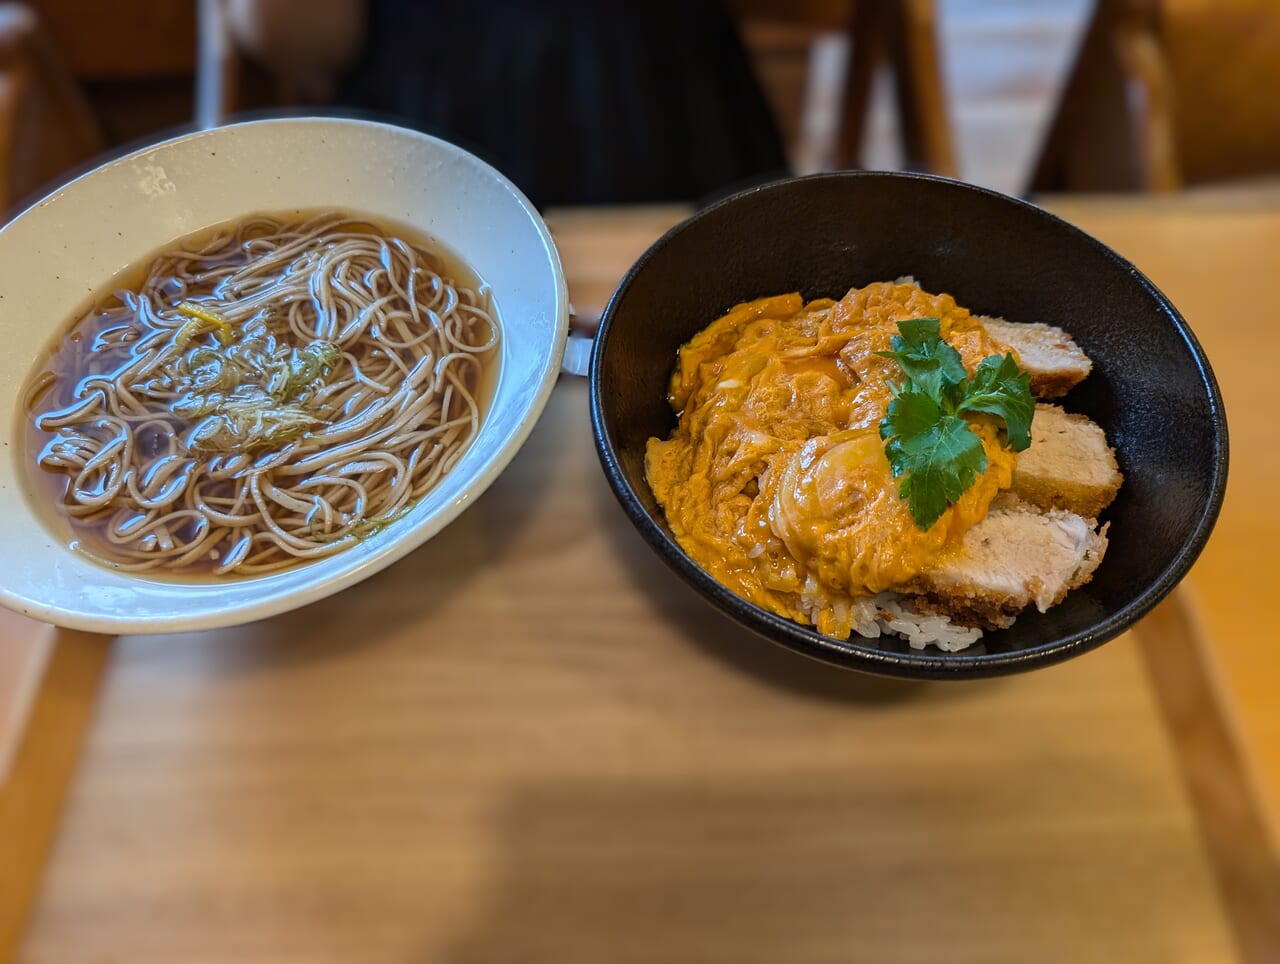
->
[1161, 0, 1280, 184]
[0, 3, 104, 215]
[1032, 0, 1280, 191]
[729, 0, 955, 176]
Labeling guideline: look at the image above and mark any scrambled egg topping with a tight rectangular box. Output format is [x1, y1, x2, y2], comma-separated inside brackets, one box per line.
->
[644, 281, 1018, 638]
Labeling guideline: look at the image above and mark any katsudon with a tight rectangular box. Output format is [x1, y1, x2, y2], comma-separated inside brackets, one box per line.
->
[645, 280, 1121, 651]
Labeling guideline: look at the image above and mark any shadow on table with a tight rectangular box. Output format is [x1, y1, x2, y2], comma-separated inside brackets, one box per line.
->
[591, 477, 1001, 708]
[115, 391, 577, 676]
[435, 769, 1187, 964]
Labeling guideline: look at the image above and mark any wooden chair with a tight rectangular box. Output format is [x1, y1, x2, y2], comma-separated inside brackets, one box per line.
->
[730, 0, 957, 177]
[0, 2, 104, 213]
[1032, 0, 1280, 192]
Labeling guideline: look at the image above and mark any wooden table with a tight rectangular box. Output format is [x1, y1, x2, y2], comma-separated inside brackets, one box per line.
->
[3, 200, 1277, 963]
[1049, 194, 1280, 823]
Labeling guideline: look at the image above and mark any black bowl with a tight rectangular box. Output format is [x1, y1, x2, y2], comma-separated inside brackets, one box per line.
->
[589, 172, 1227, 679]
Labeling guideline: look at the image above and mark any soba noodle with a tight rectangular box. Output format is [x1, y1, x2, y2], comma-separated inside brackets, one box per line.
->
[24, 212, 499, 575]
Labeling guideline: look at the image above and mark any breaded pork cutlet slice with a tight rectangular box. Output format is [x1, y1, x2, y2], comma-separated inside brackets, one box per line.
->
[978, 316, 1092, 398]
[902, 496, 1108, 629]
[1010, 404, 1123, 519]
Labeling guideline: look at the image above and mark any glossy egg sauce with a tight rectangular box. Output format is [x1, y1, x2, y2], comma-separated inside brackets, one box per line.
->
[645, 281, 1017, 638]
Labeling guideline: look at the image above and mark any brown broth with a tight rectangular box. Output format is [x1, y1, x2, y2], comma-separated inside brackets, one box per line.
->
[20, 209, 501, 578]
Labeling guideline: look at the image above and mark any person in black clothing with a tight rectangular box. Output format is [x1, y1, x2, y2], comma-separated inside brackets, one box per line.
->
[229, 0, 790, 208]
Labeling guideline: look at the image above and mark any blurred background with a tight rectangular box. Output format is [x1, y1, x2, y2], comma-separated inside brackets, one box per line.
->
[3, 0, 1278, 214]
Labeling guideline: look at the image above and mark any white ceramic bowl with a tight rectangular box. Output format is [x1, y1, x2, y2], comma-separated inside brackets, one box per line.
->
[0, 118, 568, 633]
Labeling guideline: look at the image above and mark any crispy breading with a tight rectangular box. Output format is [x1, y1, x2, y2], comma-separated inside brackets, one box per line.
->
[1011, 404, 1123, 518]
[978, 316, 1092, 398]
[901, 496, 1109, 630]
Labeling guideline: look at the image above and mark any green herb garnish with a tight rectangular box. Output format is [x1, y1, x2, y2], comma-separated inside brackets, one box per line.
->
[878, 318, 1034, 530]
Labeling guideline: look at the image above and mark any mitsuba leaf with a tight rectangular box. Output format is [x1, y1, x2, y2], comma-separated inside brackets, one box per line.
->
[876, 317, 967, 402]
[955, 353, 1034, 451]
[878, 319, 1036, 529]
[893, 317, 944, 350]
[884, 415, 988, 530]
[879, 390, 941, 442]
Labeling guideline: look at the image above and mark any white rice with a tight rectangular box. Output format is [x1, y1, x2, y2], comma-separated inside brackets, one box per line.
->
[797, 580, 986, 652]
[869, 593, 985, 653]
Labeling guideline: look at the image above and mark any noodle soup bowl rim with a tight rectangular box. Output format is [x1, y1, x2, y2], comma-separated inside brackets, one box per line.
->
[0, 117, 568, 632]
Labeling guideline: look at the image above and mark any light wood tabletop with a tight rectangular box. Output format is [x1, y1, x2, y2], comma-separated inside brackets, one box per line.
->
[4, 199, 1277, 963]
[1047, 194, 1279, 829]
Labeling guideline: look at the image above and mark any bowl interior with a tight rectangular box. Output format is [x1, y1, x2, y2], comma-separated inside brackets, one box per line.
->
[591, 172, 1226, 677]
[0, 118, 567, 632]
